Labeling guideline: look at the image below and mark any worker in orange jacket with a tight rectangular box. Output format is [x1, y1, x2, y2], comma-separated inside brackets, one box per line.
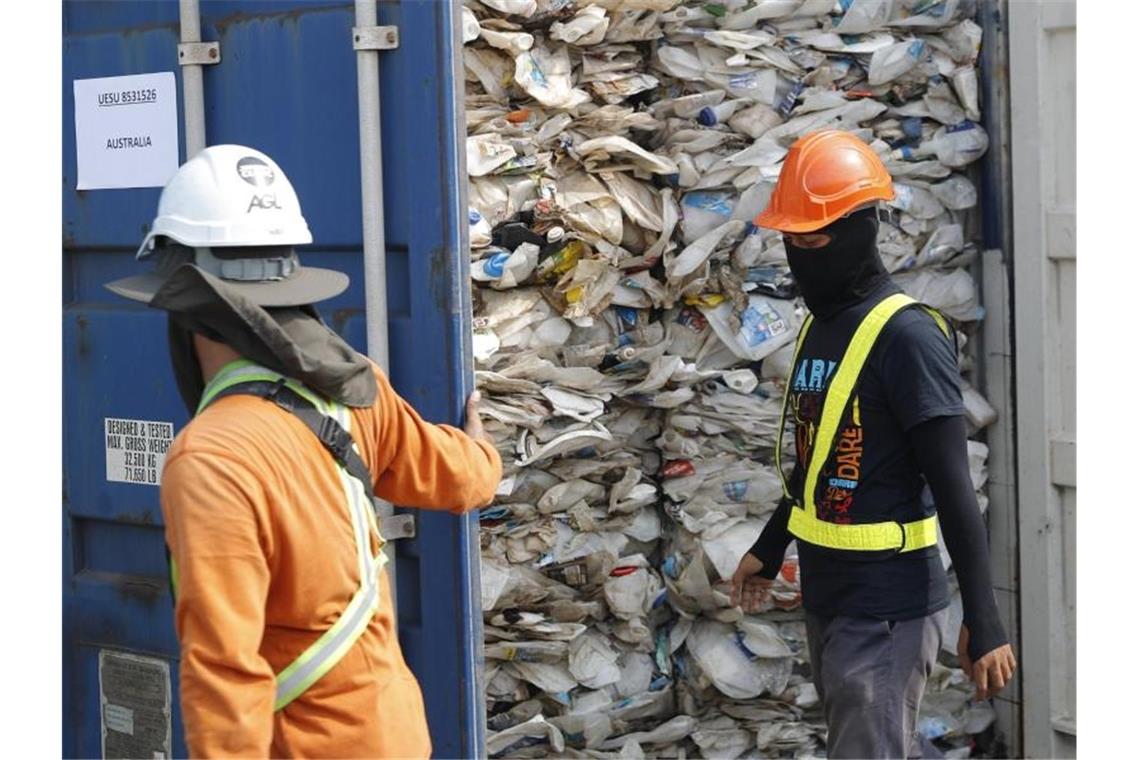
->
[106, 145, 502, 758]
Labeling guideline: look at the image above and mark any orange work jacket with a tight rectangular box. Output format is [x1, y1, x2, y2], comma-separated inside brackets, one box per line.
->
[160, 363, 502, 758]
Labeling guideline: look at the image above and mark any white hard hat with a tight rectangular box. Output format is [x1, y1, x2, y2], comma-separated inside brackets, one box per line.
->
[106, 145, 348, 307]
[136, 144, 313, 259]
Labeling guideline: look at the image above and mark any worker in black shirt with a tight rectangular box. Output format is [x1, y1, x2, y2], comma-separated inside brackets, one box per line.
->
[729, 130, 1017, 759]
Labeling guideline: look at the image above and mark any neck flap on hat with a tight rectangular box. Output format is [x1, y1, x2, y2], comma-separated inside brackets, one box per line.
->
[151, 264, 378, 414]
[783, 207, 890, 320]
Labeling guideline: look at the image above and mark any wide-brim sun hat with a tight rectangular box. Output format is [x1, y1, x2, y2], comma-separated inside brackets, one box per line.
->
[106, 246, 348, 307]
[105, 144, 346, 307]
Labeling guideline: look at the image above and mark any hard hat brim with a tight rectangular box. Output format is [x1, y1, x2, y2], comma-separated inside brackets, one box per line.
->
[753, 208, 834, 234]
[105, 265, 349, 308]
[754, 197, 892, 234]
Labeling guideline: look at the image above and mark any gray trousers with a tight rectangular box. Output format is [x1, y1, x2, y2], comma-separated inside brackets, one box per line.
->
[806, 608, 949, 759]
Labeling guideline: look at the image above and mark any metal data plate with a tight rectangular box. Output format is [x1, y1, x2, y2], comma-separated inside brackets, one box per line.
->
[99, 650, 172, 760]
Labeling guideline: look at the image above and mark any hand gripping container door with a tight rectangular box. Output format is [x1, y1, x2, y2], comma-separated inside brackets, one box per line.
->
[62, 2, 483, 757]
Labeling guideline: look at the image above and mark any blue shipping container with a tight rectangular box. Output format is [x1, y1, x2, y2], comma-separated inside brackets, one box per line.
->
[62, 1, 483, 756]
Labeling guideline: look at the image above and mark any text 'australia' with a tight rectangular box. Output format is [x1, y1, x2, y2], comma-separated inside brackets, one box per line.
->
[106, 136, 153, 150]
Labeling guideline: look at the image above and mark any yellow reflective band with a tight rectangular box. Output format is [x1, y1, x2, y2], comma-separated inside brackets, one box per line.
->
[323, 401, 371, 584]
[329, 403, 386, 588]
[803, 293, 913, 514]
[788, 509, 938, 553]
[274, 549, 388, 711]
[194, 363, 386, 709]
[776, 314, 814, 501]
[273, 568, 379, 710]
[198, 362, 329, 415]
[784, 293, 940, 553]
[921, 305, 951, 339]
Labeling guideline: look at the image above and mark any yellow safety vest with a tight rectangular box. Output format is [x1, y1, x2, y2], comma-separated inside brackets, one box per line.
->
[170, 360, 388, 711]
[776, 292, 952, 553]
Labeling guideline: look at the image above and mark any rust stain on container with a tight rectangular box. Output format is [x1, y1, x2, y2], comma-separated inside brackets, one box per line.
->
[76, 314, 90, 362]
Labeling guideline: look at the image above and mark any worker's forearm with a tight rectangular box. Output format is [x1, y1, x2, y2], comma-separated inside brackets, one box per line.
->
[748, 495, 794, 579]
[372, 366, 503, 510]
[908, 415, 1008, 660]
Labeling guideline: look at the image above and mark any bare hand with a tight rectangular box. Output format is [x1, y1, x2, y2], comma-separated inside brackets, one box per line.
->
[730, 553, 774, 613]
[958, 625, 1017, 700]
[465, 391, 491, 444]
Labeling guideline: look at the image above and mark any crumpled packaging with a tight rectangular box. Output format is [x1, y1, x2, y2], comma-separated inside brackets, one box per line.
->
[466, 0, 1000, 755]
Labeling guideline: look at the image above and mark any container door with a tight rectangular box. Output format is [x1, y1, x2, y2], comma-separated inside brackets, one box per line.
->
[1009, 1, 1077, 756]
[62, 2, 481, 757]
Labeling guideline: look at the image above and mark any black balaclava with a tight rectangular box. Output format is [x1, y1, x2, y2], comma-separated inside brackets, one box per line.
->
[784, 206, 889, 320]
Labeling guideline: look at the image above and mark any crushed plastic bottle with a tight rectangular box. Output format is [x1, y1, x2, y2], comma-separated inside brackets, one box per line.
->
[892, 121, 991, 168]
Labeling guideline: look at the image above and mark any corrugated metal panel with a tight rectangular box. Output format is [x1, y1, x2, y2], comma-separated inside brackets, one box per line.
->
[62, 1, 481, 756]
[1009, 0, 1077, 756]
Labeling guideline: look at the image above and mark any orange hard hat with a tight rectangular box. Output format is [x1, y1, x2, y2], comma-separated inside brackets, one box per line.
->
[754, 130, 895, 233]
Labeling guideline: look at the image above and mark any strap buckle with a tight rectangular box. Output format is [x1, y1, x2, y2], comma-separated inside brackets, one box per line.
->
[891, 521, 907, 556]
[264, 378, 292, 411]
[317, 414, 355, 464]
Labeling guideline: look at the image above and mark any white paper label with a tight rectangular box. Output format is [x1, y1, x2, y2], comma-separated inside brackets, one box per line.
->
[104, 704, 135, 736]
[105, 418, 174, 486]
[73, 72, 179, 190]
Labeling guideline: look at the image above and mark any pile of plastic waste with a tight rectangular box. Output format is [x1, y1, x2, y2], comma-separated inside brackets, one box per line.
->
[466, 1, 999, 756]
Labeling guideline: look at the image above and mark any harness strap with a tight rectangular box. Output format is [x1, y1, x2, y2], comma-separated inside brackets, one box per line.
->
[170, 361, 387, 711]
[776, 295, 953, 553]
[210, 380, 383, 506]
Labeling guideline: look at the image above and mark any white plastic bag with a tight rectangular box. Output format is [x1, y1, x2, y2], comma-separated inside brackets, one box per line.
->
[515, 45, 593, 109]
[700, 294, 798, 362]
[868, 38, 927, 85]
[467, 134, 518, 177]
[685, 619, 793, 699]
[569, 631, 623, 689]
[680, 192, 737, 244]
[487, 715, 566, 757]
[667, 220, 746, 279]
[834, 0, 895, 34]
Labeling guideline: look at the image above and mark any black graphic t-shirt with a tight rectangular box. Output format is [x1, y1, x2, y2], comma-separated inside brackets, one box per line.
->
[759, 281, 965, 621]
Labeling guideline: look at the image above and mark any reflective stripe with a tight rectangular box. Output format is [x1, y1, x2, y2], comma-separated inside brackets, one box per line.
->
[197, 360, 328, 414]
[922, 306, 950, 338]
[778, 293, 949, 553]
[776, 315, 814, 501]
[273, 561, 381, 710]
[317, 398, 372, 585]
[196, 363, 386, 709]
[329, 402, 384, 584]
[788, 507, 938, 552]
[339, 455, 377, 592]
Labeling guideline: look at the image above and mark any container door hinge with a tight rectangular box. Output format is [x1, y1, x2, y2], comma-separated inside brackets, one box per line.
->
[178, 42, 221, 66]
[380, 513, 416, 541]
[353, 26, 399, 51]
